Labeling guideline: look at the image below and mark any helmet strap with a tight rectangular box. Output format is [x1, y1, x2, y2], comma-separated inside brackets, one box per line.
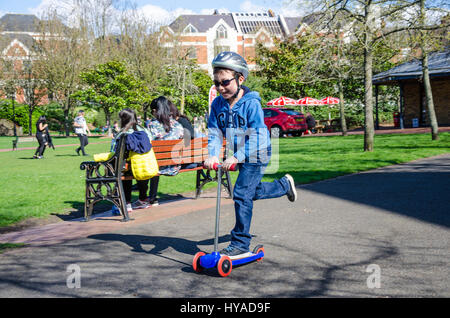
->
[231, 73, 242, 100]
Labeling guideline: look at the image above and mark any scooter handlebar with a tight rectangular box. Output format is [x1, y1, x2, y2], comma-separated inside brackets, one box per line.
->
[204, 162, 237, 171]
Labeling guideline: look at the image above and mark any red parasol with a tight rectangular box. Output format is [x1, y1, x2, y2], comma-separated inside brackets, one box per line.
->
[297, 97, 322, 105]
[266, 96, 299, 106]
[320, 96, 340, 104]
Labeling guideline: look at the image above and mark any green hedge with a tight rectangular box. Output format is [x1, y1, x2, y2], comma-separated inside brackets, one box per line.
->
[0, 100, 44, 134]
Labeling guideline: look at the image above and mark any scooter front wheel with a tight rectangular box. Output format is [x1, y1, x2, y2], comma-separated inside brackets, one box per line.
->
[217, 255, 232, 277]
[193, 252, 206, 273]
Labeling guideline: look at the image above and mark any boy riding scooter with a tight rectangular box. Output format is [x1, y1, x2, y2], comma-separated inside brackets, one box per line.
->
[204, 51, 297, 258]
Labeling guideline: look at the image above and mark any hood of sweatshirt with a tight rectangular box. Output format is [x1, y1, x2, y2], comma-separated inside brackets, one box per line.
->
[212, 86, 266, 131]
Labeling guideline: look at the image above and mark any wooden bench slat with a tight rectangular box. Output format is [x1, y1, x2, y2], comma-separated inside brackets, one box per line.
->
[152, 141, 208, 152]
[152, 138, 207, 146]
[154, 148, 208, 160]
[152, 144, 207, 153]
[157, 156, 206, 166]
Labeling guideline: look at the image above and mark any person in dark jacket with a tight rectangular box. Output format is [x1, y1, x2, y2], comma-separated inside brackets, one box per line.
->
[306, 112, 316, 134]
[34, 116, 49, 159]
[111, 108, 153, 212]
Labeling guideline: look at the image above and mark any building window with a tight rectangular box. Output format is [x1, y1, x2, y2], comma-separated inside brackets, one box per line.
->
[23, 60, 32, 72]
[187, 46, 197, 59]
[214, 46, 230, 56]
[165, 47, 174, 58]
[183, 24, 198, 33]
[216, 25, 227, 39]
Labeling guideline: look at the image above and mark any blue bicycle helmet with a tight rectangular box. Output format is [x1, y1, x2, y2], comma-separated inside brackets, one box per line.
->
[212, 51, 249, 79]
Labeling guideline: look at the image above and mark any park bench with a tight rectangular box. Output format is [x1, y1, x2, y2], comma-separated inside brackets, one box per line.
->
[80, 135, 232, 222]
[12, 136, 37, 150]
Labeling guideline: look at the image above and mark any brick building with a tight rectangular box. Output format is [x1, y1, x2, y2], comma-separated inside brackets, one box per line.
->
[159, 10, 306, 75]
[373, 48, 450, 127]
[0, 13, 48, 104]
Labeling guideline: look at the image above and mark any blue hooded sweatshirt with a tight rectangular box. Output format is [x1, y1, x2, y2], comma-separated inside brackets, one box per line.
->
[208, 86, 271, 164]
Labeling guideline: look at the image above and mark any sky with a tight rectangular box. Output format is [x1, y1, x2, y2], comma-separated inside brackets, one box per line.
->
[0, 0, 307, 23]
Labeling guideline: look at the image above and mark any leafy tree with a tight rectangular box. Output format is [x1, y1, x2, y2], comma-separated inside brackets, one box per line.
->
[19, 56, 47, 136]
[406, 0, 449, 140]
[185, 70, 213, 118]
[244, 73, 283, 107]
[255, 36, 332, 99]
[312, 0, 448, 150]
[71, 60, 150, 134]
[35, 9, 93, 136]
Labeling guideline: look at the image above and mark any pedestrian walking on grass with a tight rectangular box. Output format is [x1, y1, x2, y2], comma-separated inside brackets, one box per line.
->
[73, 110, 91, 156]
[33, 116, 49, 159]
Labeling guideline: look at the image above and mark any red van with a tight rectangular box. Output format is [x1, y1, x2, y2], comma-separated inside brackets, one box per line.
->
[263, 108, 307, 138]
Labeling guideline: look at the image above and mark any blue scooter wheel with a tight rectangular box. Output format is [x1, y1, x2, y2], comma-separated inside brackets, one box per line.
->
[193, 252, 206, 273]
[217, 255, 232, 277]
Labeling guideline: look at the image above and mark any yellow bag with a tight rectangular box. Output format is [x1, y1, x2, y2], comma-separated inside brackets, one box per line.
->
[94, 152, 115, 162]
[129, 149, 159, 180]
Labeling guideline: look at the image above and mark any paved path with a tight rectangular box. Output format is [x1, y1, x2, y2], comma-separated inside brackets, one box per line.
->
[0, 154, 449, 298]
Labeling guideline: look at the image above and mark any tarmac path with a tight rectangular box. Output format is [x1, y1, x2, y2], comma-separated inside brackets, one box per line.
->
[0, 154, 449, 299]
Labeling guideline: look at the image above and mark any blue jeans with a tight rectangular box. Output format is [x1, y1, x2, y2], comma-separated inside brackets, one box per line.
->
[230, 163, 290, 252]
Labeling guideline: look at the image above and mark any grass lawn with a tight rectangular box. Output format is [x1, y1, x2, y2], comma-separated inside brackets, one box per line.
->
[0, 132, 449, 228]
[0, 135, 109, 150]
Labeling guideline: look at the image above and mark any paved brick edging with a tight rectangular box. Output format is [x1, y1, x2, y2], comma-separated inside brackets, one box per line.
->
[0, 194, 234, 248]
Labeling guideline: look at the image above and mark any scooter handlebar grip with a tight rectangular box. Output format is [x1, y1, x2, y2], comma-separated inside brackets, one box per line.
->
[204, 163, 237, 171]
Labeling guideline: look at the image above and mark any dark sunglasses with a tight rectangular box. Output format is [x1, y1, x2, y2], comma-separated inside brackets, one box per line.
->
[214, 78, 235, 88]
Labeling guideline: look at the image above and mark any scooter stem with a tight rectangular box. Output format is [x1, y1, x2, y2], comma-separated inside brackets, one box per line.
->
[214, 166, 222, 252]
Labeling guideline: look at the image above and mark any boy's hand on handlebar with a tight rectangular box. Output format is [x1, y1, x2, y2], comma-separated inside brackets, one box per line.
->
[223, 156, 238, 171]
[204, 156, 219, 170]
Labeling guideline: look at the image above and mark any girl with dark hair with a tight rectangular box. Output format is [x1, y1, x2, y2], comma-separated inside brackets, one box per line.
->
[118, 108, 138, 133]
[138, 96, 183, 208]
[149, 96, 183, 138]
[110, 107, 153, 213]
[33, 116, 48, 159]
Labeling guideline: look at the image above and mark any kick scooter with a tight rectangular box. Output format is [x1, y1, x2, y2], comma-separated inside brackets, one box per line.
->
[192, 163, 265, 277]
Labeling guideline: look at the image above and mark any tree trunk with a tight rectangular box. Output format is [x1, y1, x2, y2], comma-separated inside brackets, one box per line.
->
[28, 106, 33, 136]
[64, 96, 71, 137]
[422, 52, 439, 140]
[363, 3, 375, 152]
[64, 108, 70, 137]
[363, 47, 375, 151]
[338, 80, 347, 136]
[105, 111, 111, 136]
[180, 66, 186, 115]
[419, 0, 439, 141]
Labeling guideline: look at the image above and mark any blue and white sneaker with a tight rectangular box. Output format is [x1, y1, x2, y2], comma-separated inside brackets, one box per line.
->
[219, 246, 251, 259]
[284, 174, 297, 202]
